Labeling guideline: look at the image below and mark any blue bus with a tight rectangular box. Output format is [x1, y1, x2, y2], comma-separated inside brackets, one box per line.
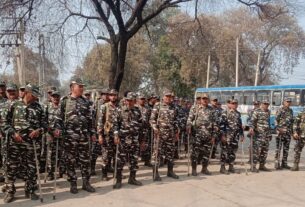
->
[196, 85, 305, 129]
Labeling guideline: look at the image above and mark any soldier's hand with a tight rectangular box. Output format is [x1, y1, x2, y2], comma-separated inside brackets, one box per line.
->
[29, 129, 40, 139]
[91, 135, 97, 142]
[153, 127, 159, 135]
[186, 127, 191, 135]
[53, 129, 61, 138]
[140, 142, 146, 151]
[114, 136, 120, 145]
[277, 128, 284, 134]
[175, 132, 179, 141]
[221, 135, 227, 143]
[211, 137, 215, 145]
[14, 133, 24, 142]
[240, 135, 245, 143]
[98, 135, 104, 145]
[249, 128, 254, 136]
[293, 133, 300, 140]
[47, 135, 53, 142]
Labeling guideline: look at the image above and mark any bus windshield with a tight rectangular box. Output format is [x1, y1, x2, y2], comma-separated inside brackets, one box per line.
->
[284, 90, 301, 106]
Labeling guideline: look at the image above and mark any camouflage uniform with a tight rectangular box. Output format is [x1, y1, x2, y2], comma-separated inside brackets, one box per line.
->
[45, 95, 64, 179]
[113, 92, 143, 188]
[60, 91, 95, 191]
[249, 102, 272, 171]
[150, 90, 179, 181]
[4, 85, 46, 199]
[291, 109, 305, 171]
[187, 99, 216, 175]
[174, 101, 187, 159]
[0, 94, 7, 177]
[97, 91, 119, 179]
[274, 104, 293, 169]
[220, 100, 244, 172]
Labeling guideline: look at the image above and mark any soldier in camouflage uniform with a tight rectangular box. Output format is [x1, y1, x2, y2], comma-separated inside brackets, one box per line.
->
[186, 93, 217, 176]
[210, 97, 222, 160]
[97, 89, 119, 181]
[90, 89, 110, 176]
[112, 92, 143, 189]
[274, 98, 294, 170]
[137, 93, 152, 167]
[150, 90, 180, 181]
[60, 78, 96, 194]
[3, 84, 47, 203]
[45, 91, 64, 180]
[220, 99, 244, 174]
[0, 83, 18, 183]
[249, 100, 272, 172]
[0, 80, 7, 182]
[291, 108, 305, 171]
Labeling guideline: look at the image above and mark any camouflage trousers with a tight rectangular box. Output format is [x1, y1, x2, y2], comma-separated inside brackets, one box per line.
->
[275, 132, 291, 165]
[221, 132, 239, 165]
[46, 137, 66, 175]
[117, 136, 140, 171]
[191, 131, 212, 165]
[293, 136, 305, 164]
[140, 129, 151, 162]
[64, 131, 90, 182]
[5, 140, 39, 194]
[101, 135, 115, 168]
[152, 130, 176, 166]
[91, 141, 101, 162]
[253, 134, 271, 165]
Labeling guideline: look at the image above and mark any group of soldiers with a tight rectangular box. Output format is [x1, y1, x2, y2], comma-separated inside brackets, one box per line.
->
[1, 78, 305, 203]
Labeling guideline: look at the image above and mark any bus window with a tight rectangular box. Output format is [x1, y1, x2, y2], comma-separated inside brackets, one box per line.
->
[301, 90, 305, 106]
[257, 91, 270, 102]
[232, 91, 243, 104]
[244, 91, 256, 105]
[220, 91, 232, 104]
[272, 91, 282, 106]
[284, 90, 301, 106]
[209, 91, 222, 102]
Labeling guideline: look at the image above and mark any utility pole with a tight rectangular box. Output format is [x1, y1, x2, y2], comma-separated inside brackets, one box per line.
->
[20, 18, 25, 85]
[38, 34, 46, 101]
[206, 54, 210, 88]
[254, 51, 261, 86]
[235, 36, 239, 87]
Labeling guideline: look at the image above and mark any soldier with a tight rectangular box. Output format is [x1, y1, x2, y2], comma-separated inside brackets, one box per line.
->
[60, 78, 96, 194]
[186, 93, 217, 176]
[113, 92, 143, 189]
[247, 101, 260, 163]
[274, 98, 293, 170]
[90, 88, 110, 176]
[150, 89, 180, 181]
[210, 97, 222, 159]
[3, 84, 47, 203]
[0, 80, 7, 102]
[291, 108, 305, 171]
[19, 85, 26, 100]
[97, 89, 119, 181]
[45, 91, 64, 180]
[249, 100, 272, 172]
[220, 99, 244, 174]
[137, 93, 152, 167]
[0, 83, 19, 183]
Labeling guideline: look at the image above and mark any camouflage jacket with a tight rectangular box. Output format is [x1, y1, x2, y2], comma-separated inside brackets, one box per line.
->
[249, 108, 271, 136]
[293, 110, 305, 136]
[5, 100, 47, 142]
[275, 106, 294, 132]
[45, 102, 63, 133]
[0, 99, 17, 133]
[174, 104, 187, 130]
[117, 105, 143, 142]
[97, 102, 119, 136]
[150, 102, 179, 132]
[60, 95, 95, 136]
[220, 109, 244, 136]
[187, 104, 217, 137]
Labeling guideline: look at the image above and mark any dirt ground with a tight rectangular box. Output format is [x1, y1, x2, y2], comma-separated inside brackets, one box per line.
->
[1, 136, 305, 207]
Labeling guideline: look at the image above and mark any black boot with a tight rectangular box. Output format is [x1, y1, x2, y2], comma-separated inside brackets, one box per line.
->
[191, 162, 197, 176]
[0, 175, 5, 182]
[250, 165, 259, 173]
[107, 158, 114, 173]
[30, 192, 39, 200]
[113, 170, 122, 189]
[291, 163, 299, 171]
[153, 167, 162, 181]
[281, 162, 291, 170]
[274, 161, 282, 170]
[70, 181, 78, 194]
[259, 163, 271, 172]
[3, 193, 14, 203]
[228, 164, 235, 173]
[82, 180, 95, 192]
[47, 173, 55, 181]
[91, 160, 97, 176]
[220, 164, 229, 175]
[201, 164, 212, 175]
[167, 162, 179, 179]
[128, 171, 142, 186]
[101, 168, 109, 181]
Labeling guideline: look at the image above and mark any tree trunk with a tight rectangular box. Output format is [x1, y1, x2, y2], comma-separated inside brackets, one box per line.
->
[109, 41, 119, 89]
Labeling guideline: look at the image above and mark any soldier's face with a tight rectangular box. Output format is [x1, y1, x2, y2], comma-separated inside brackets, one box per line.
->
[261, 103, 269, 110]
[19, 89, 25, 98]
[6, 90, 17, 99]
[231, 102, 238, 110]
[101, 94, 109, 101]
[138, 98, 145, 106]
[51, 95, 60, 105]
[126, 99, 135, 107]
[163, 95, 171, 104]
[71, 84, 84, 96]
[211, 99, 218, 107]
[0, 86, 6, 96]
[24, 91, 36, 103]
[200, 97, 209, 106]
[109, 94, 117, 102]
[284, 101, 291, 107]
